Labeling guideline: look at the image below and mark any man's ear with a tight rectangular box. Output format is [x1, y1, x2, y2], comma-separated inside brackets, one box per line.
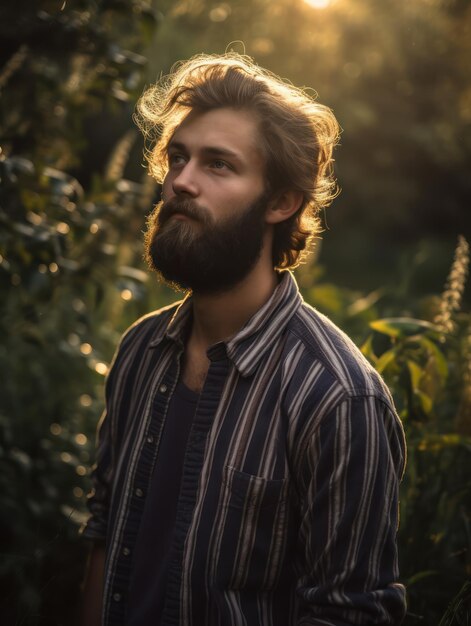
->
[264, 190, 303, 225]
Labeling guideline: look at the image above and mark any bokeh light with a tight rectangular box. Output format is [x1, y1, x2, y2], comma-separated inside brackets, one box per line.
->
[79, 394, 92, 407]
[56, 221, 70, 234]
[303, 0, 332, 8]
[95, 362, 108, 375]
[75, 433, 88, 445]
[50, 423, 62, 436]
[73, 487, 84, 498]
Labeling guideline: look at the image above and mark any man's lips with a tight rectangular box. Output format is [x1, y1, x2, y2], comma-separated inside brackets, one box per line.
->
[170, 212, 193, 221]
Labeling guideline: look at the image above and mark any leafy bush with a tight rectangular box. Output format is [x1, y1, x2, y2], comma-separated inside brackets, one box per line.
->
[0, 2, 160, 623]
[361, 237, 471, 625]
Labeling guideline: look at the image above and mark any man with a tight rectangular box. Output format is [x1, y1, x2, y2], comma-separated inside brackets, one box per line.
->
[81, 53, 407, 625]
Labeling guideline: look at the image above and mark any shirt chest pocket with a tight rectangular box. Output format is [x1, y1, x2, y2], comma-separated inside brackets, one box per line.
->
[222, 465, 286, 511]
[208, 465, 289, 591]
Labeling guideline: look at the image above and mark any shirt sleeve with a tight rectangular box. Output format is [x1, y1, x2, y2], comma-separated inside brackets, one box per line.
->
[79, 359, 118, 542]
[295, 394, 407, 625]
[79, 313, 141, 542]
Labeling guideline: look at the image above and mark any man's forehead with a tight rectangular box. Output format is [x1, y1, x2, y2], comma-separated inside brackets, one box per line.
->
[169, 108, 264, 165]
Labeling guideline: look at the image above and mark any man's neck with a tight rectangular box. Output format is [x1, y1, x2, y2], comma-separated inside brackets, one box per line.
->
[190, 260, 279, 350]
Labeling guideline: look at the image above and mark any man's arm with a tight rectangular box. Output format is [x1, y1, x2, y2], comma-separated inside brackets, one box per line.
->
[80, 543, 106, 626]
[79, 344, 119, 621]
[296, 395, 407, 625]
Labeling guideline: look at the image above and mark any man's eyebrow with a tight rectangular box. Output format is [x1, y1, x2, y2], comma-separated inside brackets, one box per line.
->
[167, 140, 243, 162]
[167, 140, 187, 153]
[202, 146, 242, 160]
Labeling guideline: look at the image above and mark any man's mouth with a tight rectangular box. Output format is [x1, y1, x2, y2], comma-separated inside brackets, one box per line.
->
[170, 212, 193, 221]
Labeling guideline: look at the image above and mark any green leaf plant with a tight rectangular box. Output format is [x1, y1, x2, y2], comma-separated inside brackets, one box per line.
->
[361, 236, 471, 625]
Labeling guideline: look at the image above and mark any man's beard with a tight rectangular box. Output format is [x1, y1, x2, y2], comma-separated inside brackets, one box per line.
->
[143, 192, 269, 295]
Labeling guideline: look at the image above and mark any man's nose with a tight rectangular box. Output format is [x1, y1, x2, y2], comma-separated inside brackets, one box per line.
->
[172, 162, 199, 197]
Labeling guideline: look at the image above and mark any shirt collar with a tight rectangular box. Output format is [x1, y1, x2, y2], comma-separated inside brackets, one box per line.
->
[148, 271, 302, 377]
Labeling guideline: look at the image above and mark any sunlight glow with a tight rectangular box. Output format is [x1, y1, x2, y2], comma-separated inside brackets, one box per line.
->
[304, 0, 332, 8]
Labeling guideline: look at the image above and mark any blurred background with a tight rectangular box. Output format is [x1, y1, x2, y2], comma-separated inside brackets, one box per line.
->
[0, 0, 469, 624]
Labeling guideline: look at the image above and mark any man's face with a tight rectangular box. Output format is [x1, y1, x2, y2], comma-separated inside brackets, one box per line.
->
[144, 108, 271, 294]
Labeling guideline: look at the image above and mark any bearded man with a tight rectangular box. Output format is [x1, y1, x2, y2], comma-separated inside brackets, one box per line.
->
[81, 53, 407, 626]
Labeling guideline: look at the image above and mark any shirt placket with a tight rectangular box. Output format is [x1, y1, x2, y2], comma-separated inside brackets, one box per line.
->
[106, 350, 182, 624]
[161, 344, 230, 626]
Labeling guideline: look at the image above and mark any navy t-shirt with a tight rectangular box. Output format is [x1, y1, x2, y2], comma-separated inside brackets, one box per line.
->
[127, 379, 199, 625]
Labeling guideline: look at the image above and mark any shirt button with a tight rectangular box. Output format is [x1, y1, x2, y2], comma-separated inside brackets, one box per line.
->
[135, 487, 144, 498]
[146, 435, 154, 444]
[159, 383, 168, 393]
[122, 547, 130, 556]
[113, 592, 121, 602]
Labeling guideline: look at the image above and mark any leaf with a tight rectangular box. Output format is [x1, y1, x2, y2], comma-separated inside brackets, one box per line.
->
[407, 570, 439, 586]
[60, 504, 88, 526]
[407, 359, 423, 391]
[309, 284, 344, 314]
[370, 317, 439, 338]
[416, 390, 433, 415]
[360, 334, 376, 362]
[419, 336, 449, 381]
[9, 448, 32, 471]
[347, 289, 383, 316]
[376, 349, 397, 373]
[118, 265, 148, 283]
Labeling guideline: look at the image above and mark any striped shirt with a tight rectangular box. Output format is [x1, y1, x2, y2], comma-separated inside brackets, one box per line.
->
[82, 271, 407, 625]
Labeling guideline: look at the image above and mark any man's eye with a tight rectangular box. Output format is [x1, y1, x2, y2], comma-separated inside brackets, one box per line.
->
[212, 159, 229, 170]
[169, 154, 186, 166]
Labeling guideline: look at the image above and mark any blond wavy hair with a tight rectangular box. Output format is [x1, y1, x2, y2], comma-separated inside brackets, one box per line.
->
[135, 53, 340, 270]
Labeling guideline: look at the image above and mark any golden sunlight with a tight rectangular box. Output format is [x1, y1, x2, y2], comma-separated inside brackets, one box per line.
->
[303, 0, 332, 8]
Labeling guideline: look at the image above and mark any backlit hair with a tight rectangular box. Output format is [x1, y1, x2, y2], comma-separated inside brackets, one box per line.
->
[135, 53, 340, 270]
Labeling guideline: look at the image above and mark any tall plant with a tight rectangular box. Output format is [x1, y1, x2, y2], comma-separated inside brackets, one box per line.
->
[362, 236, 471, 624]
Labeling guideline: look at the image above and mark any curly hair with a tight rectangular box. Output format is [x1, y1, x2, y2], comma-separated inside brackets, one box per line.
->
[134, 53, 340, 270]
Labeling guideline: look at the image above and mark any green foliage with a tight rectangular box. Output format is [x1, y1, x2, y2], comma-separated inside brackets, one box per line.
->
[359, 254, 471, 625]
[0, 1, 162, 623]
[0, 155, 150, 624]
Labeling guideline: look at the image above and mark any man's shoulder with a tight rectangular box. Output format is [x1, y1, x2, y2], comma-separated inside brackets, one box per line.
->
[287, 299, 391, 402]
